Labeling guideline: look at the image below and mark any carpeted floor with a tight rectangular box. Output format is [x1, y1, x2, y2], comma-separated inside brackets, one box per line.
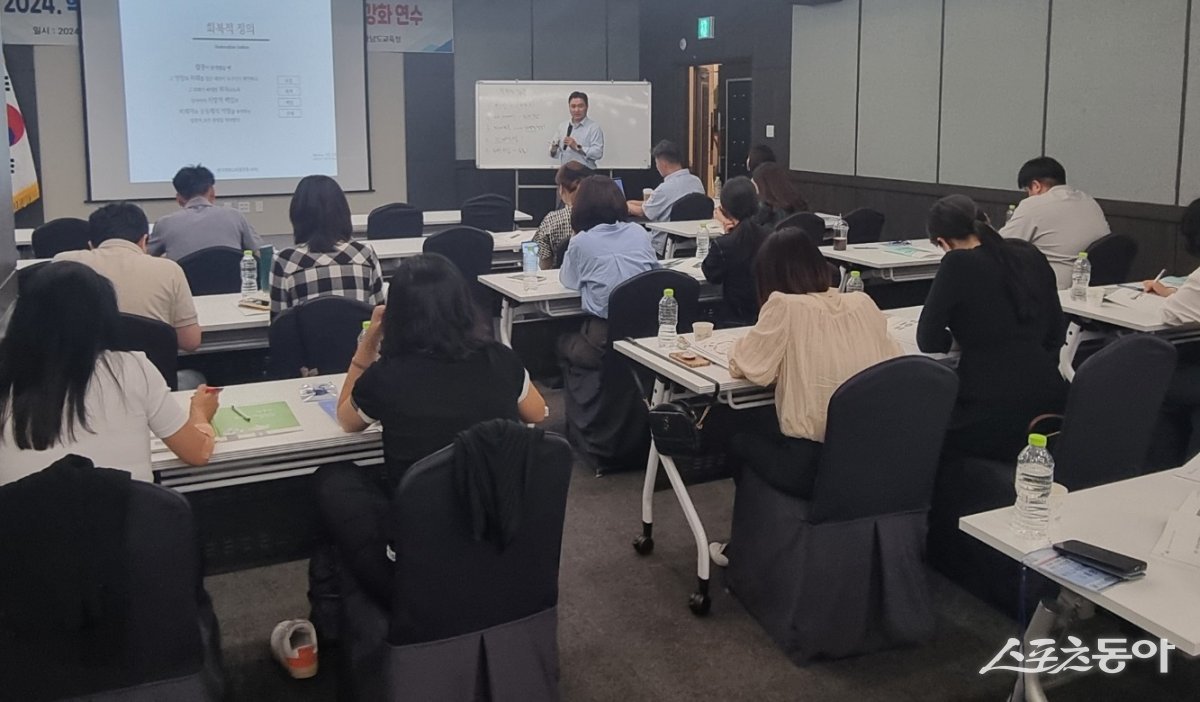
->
[203, 388, 1200, 700]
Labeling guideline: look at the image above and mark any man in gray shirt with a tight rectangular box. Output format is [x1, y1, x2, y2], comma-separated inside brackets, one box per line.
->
[149, 165, 262, 261]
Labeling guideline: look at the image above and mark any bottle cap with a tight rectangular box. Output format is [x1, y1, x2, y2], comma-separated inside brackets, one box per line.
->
[1028, 433, 1048, 448]
[1077, 252, 1088, 259]
[244, 250, 253, 255]
[663, 288, 674, 297]
[850, 271, 861, 278]
[362, 321, 371, 330]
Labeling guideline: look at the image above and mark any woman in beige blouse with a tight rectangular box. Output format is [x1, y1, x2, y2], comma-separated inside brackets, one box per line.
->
[711, 228, 901, 564]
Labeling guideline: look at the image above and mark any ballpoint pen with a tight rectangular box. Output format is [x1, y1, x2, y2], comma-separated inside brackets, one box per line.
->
[231, 405, 252, 422]
[1135, 269, 1166, 299]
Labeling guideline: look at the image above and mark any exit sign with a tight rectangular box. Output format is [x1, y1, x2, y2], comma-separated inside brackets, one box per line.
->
[697, 16, 715, 40]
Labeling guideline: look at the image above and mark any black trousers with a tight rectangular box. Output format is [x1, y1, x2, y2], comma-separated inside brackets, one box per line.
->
[308, 463, 393, 629]
[726, 407, 823, 499]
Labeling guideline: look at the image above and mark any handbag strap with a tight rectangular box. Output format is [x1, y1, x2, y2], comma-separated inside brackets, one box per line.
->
[623, 337, 722, 411]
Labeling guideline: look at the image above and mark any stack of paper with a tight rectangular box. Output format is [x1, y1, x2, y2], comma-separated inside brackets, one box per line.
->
[1152, 490, 1200, 568]
[1102, 287, 1167, 316]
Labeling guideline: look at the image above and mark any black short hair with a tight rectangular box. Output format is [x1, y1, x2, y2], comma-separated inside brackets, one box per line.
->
[1017, 156, 1067, 189]
[719, 176, 759, 222]
[172, 165, 216, 199]
[289, 175, 353, 253]
[88, 202, 149, 245]
[570, 176, 627, 232]
[747, 144, 777, 172]
[568, 91, 589, 105]
[651, 140, 683, 166]
[381, 254, 488, 360]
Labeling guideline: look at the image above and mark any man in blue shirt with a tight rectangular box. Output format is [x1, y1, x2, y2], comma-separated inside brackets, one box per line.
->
[627, 140, 705, 221]
[550, 91, 605, 169]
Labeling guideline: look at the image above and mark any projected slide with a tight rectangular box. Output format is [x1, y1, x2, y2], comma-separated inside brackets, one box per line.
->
[117, 0, 338, 183]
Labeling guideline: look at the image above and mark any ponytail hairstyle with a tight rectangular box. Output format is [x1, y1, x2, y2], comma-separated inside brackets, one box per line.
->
[927, 194, 1042, 323]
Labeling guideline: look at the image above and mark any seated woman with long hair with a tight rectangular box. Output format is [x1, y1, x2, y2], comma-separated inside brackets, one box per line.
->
[0, 262, 219, 485]
[270, 174, 386, 316]
[702, 176, 770, 325]
[751, 162, 810, 228]
[313, 254, 547, 609]
[918, 194, 1066, 461]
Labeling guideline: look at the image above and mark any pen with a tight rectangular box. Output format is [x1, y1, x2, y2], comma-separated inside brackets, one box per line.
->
[231, 405, 252, 422]
[1136, 269, 1167, 299]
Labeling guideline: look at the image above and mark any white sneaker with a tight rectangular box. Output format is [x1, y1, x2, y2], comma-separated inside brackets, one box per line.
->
[270, 619, 319, 679]
[709, 541, 729, 567]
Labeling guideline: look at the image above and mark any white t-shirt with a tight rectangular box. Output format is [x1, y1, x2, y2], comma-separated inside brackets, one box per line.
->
[0, 351, 188, 486]
[998, 185, 1110, 289]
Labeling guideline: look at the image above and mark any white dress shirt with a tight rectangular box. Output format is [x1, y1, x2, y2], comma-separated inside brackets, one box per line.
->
[999, 185, 1110, 289]
[1163, 267, 1200, 326]
[554, 116, 604, 169]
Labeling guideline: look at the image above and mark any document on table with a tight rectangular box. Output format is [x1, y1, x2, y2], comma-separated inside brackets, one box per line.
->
[1152, 490, 1200, 568]
[1102, 287, 1167, 316]
[887, 316, 920, 353]
[687, 330, 743, 368]
[881, 243, 941, 259]
[1024, 548, 1123, 592]
[212, 401, 302, 441]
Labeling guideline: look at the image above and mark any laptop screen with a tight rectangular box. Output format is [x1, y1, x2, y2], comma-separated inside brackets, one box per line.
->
[612, 177, 625, 197]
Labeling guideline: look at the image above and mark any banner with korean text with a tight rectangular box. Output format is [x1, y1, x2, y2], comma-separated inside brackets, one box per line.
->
[365, 1, 453, 53]
[2, 0, 80, 46]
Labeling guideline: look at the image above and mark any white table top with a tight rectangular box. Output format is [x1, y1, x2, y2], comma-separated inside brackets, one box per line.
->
[194, 293, 269, 333]
[1059, 287, 1179, 333]
[151, 373, 380, 472]
[820, 240, 945, 269]
[349, 209, 532, 233]
[960, 464, 1200, 655]
[642, 220, 719, 239]
[612, 306, 946, 396]
[367, 230, 531, 260]
[478, 257, 708, 304]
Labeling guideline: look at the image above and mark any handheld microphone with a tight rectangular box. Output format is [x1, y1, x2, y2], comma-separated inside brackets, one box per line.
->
[566, 124, 573, 138]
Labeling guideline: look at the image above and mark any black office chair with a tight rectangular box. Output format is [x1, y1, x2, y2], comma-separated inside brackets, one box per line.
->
[929, 334, 1177, 612]
[669, 192, 716, 221]
[727, 356, 958, 663]
[562, 269, 700, 475]
[424, 227, 496, 318]
[31, 218, 91, 258]
[337, 424, 572, 701]
[777, 212, 828, 246]
[367, 203, 424, 240]
[268, 296, 375, 378]
[115, 313, 180, 391]
[177, 247, 244, 296]
[844, 208, 886, 245]
[1084, 233, 1138, 286]
[461, 194, 516, 233]
[0, 454, 226, 701]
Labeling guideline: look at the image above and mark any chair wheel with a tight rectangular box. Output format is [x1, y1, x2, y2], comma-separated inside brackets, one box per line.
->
[688, 591, 711, 616]
[632, 535, 654, 555]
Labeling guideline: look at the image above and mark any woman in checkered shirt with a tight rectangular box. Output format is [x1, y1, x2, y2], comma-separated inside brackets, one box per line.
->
[532, 162, 592, 270]
[269, 175, 386, 316]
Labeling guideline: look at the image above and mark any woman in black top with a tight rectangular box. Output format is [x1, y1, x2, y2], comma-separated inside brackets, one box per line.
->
[312, 254, 547, 612]
[752, 162, 810, 228]
[918, 194, 1066, 461]
[702, 176, 769, 325]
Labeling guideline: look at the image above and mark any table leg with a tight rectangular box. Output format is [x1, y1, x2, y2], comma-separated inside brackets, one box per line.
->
[499, 297, 515, 348]
[1011, 590, 1094, 702]
[660, 453, 712, 615]
[1058, 321, 1083, 382]
[664, 236, 677, 259]
[634, 380, 669, 558]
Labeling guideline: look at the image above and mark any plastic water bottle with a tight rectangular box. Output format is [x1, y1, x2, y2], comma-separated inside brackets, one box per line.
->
[712, 176, 722, 199]
[657, 288, 678, 349]
[521, 241, 539, 290]
[1005, 204, 1017, 223]
[695, 223, 711, 259]
[1012, 434, 1055, 541]
[240, 250, 257, 298]
[844, 270, 864, 294]
[357, 321, 370, 346]
[1070, 252, 1091, 301]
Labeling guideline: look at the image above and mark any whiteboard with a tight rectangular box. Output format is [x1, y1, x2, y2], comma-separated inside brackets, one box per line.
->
[475, 80, 652, 169]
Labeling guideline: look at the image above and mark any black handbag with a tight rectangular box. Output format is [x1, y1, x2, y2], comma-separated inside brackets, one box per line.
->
[626, 338, 721, 457]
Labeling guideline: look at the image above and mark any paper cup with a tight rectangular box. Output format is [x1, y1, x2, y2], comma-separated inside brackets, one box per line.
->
[1086, 288, 1105, 307]
[692, 322, 714, 341]
[643, 188, 654, 201]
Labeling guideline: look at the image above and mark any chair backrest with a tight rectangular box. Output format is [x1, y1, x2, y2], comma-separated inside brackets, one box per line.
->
[1055, 335, 1176, 490]
[461, 194, 515, 233]
[669, 192, 715, 221]
[810, 356, 959, 523]
[777, 212, 828, 246]
[423, 227, 494, 281]
[367, 203, 424, 240]
[177, 246, 244, 296]
[0, 475, 207, 699]
[1084, 233, 1138, 287]
[31, 218, 91, 258]
[115, 313, 179, 391]
[605, 269, 701, 347]
[844, 208, 886, 245]
[268, 295, 375, 378]
[387, 428, 573, 645]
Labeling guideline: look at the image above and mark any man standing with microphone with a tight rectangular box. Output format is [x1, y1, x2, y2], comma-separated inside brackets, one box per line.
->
[550, 91, 604, 169]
